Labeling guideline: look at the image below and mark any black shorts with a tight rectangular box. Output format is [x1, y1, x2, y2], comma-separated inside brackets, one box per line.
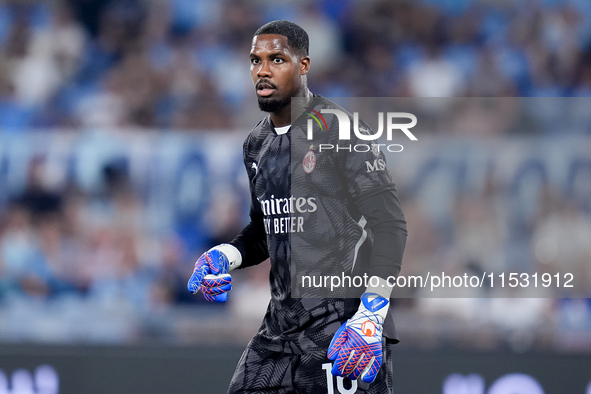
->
[227, 335, 395, 394]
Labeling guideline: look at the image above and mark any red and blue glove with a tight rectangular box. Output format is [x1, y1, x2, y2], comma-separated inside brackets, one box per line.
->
[327, 292, 389, 383]
[187, 244, 240, 302]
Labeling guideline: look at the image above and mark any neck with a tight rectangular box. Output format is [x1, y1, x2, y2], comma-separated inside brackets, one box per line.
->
[270, 88, 312, 127]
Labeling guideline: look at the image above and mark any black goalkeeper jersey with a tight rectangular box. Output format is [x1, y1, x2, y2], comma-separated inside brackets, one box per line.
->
[231, 96, 407, 353]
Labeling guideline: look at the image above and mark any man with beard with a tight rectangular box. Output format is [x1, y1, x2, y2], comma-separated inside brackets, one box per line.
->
[188, 20, 407, 394]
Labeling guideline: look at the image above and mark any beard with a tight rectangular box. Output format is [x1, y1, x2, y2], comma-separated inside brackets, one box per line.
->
[258, 96, 289, 113]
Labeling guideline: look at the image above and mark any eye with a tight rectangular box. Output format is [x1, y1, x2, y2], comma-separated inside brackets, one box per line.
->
[273, 57, 284, 64]
[250, 58, 260, 65]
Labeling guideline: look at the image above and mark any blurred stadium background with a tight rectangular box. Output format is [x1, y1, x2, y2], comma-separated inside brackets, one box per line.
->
[0, 0, 591, 392]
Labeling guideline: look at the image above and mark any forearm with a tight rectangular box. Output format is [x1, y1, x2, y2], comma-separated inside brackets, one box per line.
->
[356, 187, 407, 297]
[367, 220, 406, 281]
[229, 217, 269, 269]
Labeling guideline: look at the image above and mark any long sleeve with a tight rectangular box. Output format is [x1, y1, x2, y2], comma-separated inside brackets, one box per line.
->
[230, 209, 269, 269]
[229, 135, 270, 268]
[355, 187, 407, 280]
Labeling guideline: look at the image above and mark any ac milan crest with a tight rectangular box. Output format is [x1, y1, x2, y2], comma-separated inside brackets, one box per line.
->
[302, 150, 316, 173]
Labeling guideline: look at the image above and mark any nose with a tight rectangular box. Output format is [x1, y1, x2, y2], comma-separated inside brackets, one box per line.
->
[257, 60, 272, 78]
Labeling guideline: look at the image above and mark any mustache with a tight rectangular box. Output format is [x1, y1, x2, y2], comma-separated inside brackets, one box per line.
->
[256, 79, 277, 90]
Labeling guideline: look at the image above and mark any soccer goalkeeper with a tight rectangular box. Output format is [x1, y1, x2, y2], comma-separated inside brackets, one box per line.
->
[188, 20, 407, 394]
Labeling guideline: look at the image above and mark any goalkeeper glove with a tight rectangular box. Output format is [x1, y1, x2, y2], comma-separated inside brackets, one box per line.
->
[187, 244, 241, 302]
[327, 292, 389, 383]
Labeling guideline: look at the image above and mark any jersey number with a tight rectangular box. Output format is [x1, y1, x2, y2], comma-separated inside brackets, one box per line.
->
[322, 363, 358, 394]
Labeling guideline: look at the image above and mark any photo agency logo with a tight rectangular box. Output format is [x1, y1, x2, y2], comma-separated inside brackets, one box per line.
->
[305, 108, 418, 153]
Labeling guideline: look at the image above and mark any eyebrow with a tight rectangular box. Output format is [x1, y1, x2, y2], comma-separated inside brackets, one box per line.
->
[249, 51, 288, 58]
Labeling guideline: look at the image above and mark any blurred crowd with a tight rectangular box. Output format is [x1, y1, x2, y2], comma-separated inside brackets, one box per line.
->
[0, 0, 591, 349]
[0, 0, 591, 132]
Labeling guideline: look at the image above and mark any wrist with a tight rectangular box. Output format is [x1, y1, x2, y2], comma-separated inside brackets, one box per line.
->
[364, 276, 392, 299]
[359, 289, 390, 320]
[213, 244, 242, 271]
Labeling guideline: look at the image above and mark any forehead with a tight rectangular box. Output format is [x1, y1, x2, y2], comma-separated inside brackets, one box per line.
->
[250, 34, 295, 56]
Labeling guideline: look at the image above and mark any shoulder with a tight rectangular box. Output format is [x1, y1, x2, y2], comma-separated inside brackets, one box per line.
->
[243, 116, 272, 151]
[305, 97, 356, 138]
[292, 96, 351, 144]
[308, 96, 352, 116]
[310, 97, 379, 142]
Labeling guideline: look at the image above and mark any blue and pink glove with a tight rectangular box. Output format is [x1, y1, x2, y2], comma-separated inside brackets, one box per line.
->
[187, 244, 241, 302]
[327, 292, 389, 383]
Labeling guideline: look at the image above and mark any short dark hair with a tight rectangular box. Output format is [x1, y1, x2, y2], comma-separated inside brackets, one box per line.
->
[254, 20, 309, 56]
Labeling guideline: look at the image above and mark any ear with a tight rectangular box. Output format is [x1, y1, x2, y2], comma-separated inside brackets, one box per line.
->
[300, 56, 311, 75]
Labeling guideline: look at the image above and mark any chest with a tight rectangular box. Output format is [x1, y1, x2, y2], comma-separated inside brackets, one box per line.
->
[249, 130, 348, 202]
